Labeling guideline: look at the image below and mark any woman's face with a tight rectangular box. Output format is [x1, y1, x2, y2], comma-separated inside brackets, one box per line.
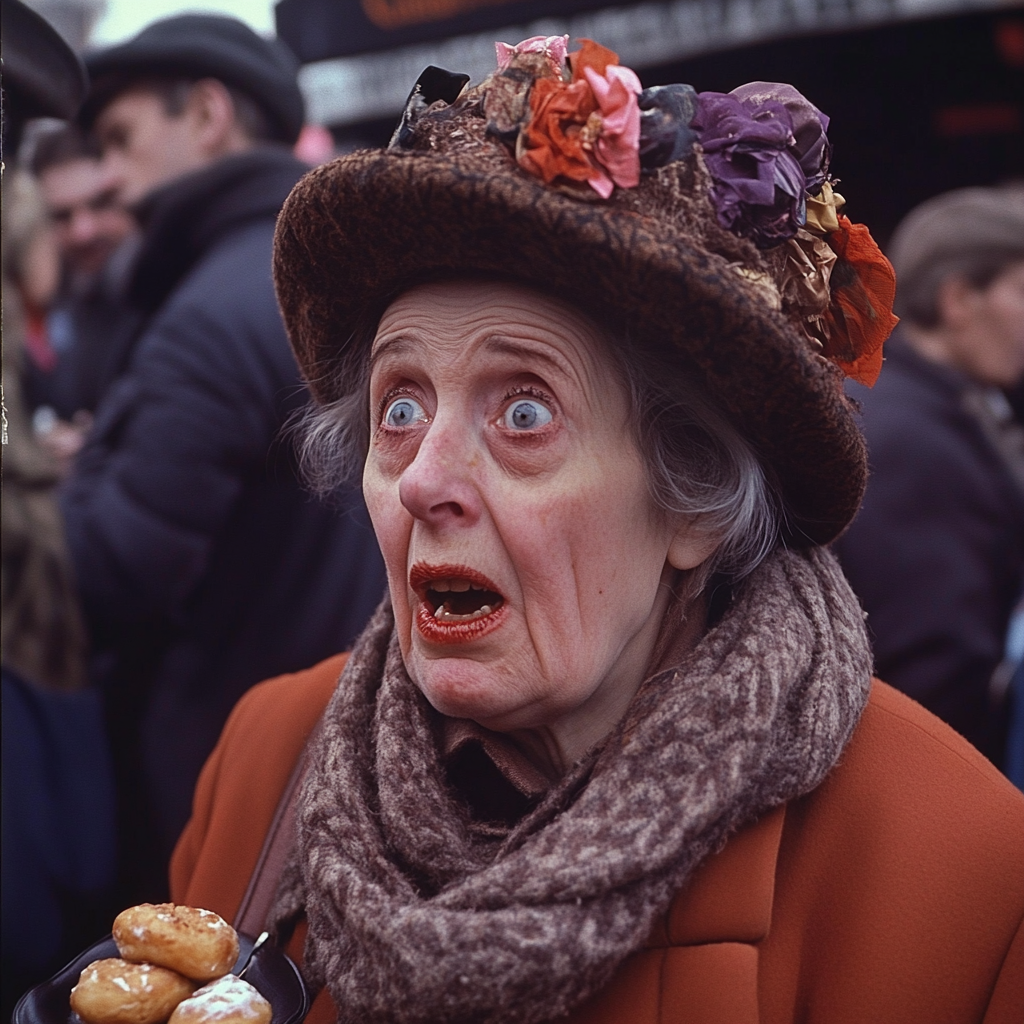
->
[363, 281, 709, 758]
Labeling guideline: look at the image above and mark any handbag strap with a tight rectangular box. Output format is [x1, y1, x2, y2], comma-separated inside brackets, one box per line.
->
[233, 743, 310, 938]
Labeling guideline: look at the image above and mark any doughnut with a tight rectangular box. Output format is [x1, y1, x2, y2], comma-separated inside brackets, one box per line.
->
[113, 904, 240, 982]
[70, 957, 195, 1024]
[168, 975, 272, 1024]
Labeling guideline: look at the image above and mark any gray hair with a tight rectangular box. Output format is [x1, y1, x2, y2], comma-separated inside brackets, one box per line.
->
[297, 318, 781, 587]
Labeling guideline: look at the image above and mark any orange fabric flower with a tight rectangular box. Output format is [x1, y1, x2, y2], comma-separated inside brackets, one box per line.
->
[518, 39, 627, 196]
[823, 215, 898, 386]
[518, 76, 598, 186]
[568, 39, 618, 81]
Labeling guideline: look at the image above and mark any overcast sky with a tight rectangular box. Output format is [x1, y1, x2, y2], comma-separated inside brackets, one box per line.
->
[92, 0, 275, 45]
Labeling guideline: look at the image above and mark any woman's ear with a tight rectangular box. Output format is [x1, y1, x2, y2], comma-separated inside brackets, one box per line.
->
[666, 519, 721, 572]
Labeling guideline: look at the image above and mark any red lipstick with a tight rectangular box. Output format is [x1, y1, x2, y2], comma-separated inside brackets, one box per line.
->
[409, 562, 508, 645]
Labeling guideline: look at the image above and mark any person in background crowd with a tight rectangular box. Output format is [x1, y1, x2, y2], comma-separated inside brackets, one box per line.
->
[2, 2, 115, 1017]
[60, 14, 386, 903]
[28, 124, 139, 431]
[834, 186, 1024, 767]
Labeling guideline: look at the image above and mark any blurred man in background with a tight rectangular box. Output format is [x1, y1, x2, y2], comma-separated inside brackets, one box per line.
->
[835, 185, 1024, 767]
[28, 125, 139, 463]
[60, 14, 385, 902]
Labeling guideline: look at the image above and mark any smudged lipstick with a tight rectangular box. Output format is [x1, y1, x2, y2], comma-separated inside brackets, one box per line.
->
[409, 562, 508, 644]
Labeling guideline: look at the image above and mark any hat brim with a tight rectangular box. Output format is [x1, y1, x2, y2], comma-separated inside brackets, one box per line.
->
[273, 147, 866, 546]
[3, 0, 87, 121]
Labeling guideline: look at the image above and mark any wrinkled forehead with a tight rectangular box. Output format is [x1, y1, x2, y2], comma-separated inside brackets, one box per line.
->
[371, 278, 624, 383]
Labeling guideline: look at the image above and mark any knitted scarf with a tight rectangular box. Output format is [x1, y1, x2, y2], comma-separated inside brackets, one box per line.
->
[272, 547, 871, 1024]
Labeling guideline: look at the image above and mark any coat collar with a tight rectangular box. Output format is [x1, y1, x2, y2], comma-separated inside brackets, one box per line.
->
[127, 147, 305, 314]
[655, 804, 786, 946]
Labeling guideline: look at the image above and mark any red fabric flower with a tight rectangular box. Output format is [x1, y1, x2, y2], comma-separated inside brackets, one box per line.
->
[518, 76, 598, 187]
[823, 215, 898, 386]
[567, 38, 618, 80]
[518, 39, 636, 197]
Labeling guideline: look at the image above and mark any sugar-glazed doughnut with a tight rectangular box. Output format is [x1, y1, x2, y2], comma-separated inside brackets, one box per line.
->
[168, 974, 272, 1024]
[113, 904, 240, 982]
[70, 957, 195, 1024]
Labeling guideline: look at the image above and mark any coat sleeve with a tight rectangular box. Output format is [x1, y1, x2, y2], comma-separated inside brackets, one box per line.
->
[60, 228, 299, 629]
[983, 909, 1024, 1024]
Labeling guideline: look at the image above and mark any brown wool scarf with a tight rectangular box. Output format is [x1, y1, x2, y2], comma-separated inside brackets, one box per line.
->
[271, 547, 871, 1024]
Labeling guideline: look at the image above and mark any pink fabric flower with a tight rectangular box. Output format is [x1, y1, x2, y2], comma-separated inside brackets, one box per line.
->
[495, 35, 569, 76]
[583, 64, 642, 194]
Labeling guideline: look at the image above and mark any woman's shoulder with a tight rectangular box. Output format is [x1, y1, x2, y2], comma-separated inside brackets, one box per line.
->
[793, 678, 1024, 877]
[755, 679, 1024, 1022]
[850, 679, 1022, 816]
[217, 652, 347, 748]
[169, 653, 347, 919]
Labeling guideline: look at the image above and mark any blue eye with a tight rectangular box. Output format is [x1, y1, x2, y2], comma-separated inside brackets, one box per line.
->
[503, 398, 552, 431]
[383, 396, 426, 427]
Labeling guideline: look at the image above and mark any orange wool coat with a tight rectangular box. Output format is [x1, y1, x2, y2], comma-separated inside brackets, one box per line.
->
[171, 655, 1024, 1024]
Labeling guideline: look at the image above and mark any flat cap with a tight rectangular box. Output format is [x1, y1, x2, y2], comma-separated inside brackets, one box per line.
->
[890, 185, 1024, 284]
[888, 185, 1024, 325]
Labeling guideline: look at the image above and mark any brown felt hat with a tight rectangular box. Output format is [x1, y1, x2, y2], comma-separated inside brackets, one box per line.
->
[274, 52, 894, 546]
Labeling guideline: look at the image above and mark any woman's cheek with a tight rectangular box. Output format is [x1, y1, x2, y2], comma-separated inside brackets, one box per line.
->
[367, 428, 423, 479]
[487, 429, 572, 483]
[362, 462, 410, 572]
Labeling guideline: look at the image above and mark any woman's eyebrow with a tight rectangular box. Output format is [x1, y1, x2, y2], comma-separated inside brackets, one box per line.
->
[484, 335, 579, 378]
[369, 335, 414, 371]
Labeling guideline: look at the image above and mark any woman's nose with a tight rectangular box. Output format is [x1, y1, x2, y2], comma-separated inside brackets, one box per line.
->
[398, 421, 482, 527]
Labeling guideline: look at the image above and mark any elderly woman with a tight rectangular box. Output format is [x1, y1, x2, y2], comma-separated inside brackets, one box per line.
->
[171, 38, 1023, 1024]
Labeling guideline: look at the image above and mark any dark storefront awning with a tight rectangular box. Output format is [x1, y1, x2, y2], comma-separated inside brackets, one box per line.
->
[276, 0, 1013, 126]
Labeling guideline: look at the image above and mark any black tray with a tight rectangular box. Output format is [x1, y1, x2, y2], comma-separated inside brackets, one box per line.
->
[13, 932, 310, 1024]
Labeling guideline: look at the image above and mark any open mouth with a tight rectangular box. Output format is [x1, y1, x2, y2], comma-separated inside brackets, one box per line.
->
[409, 563, 507, 642]
[426, 578, 504, 621]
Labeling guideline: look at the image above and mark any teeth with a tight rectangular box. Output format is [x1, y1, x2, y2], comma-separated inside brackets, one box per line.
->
[427, 578, 478, 593]
[431, 602, 496, 623]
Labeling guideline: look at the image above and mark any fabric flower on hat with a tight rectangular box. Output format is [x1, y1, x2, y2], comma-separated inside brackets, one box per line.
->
[638, 84, 698, 170]
[582, 62, 642, 195]
[518, 39, 641, 199]
[730, 82, 831, 193]
[822, 215, 898, 386]
[692, 89, 809, 248]
[779, 228, 837, 349]
[495, 35, 568, 77]
[805, 180, 845, 236]
[518, 76, 600, 189]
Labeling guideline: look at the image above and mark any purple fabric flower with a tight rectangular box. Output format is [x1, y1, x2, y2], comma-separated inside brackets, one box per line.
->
[730, 82, 831, 191]
[692, 88, 819, 248]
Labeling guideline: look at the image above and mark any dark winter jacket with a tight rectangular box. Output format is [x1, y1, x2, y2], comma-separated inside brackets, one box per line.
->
[60, 149, 386, 868]
[834, 333, 1024, 764]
